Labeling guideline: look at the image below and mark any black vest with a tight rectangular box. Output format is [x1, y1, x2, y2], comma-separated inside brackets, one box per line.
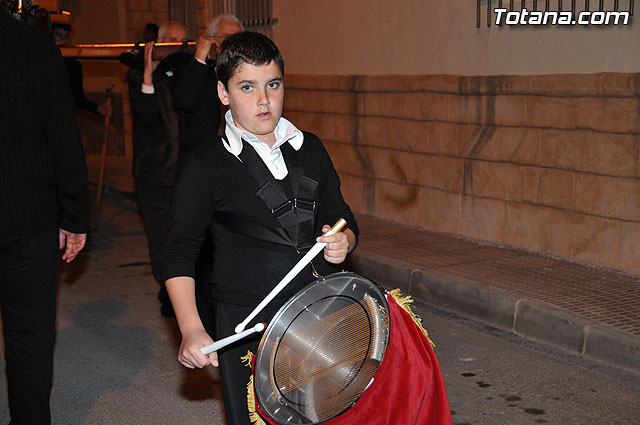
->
[214, 138, 319, 252]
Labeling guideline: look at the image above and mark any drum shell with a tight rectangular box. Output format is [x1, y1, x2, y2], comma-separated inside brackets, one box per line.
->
[254, 272, 390, 425]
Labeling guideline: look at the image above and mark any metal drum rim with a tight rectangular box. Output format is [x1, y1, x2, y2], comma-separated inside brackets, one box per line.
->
[254, 271, 389, 425]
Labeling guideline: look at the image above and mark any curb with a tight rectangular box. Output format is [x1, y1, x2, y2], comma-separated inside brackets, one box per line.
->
[343, 252, 640, 375]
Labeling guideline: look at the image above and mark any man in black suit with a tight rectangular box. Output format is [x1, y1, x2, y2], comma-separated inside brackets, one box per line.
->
[0, 5, 88, 424]
[124, 21, 188, 318]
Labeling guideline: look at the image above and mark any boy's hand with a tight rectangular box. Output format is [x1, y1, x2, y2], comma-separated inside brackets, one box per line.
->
[178, 328, 218, 369]
[317, 225, 351, 264]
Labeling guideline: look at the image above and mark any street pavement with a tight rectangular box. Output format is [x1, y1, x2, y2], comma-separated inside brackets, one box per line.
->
[415, 302, 640, 425]
[0, 187, 638, 424]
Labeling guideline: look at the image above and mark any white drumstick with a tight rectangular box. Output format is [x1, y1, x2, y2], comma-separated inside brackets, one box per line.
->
[235, 218, 347, 334]
[200, 322, 266, 355]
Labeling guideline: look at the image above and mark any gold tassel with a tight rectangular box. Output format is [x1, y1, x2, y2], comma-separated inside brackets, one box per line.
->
[240, 350, 253, 367]
[242, 350, 266, 425]
[389, 288, 435, 348]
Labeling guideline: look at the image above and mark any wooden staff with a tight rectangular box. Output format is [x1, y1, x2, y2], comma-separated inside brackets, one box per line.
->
[59, 41, 200, 60]
[93, 85, 114, 230]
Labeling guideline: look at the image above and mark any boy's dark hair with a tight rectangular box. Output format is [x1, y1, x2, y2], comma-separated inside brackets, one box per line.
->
[216, 31, 284, 88]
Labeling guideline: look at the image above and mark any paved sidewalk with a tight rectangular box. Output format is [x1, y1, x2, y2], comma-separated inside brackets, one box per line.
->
[344, 215, 640, 374]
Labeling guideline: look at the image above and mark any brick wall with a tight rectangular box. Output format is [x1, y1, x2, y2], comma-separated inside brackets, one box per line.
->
[283, 73, 640, 274]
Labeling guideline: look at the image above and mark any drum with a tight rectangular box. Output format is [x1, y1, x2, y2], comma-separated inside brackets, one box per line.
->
[253, 272, 390, 424]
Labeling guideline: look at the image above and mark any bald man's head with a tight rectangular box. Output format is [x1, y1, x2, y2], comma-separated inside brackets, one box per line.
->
[207, 14, 243, 53]
[157, 22, 188, 43]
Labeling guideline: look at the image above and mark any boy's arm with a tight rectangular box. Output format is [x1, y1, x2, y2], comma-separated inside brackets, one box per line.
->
[163, 152, 218, 368]
[166, 276, 218, 368]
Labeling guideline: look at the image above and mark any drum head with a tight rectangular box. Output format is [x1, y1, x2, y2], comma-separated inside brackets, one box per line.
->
[254, 272, 389, 424]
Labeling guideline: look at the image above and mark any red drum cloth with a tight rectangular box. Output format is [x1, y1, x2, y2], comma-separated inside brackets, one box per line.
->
[255, 293, 453, 425]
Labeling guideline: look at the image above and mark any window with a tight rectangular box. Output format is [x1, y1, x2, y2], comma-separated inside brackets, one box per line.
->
[170, 0, 198, 39]
[210, 0, 277, 35]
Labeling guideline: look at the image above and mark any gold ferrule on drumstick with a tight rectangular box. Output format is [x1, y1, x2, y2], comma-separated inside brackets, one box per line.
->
[328, 218, 347, 235]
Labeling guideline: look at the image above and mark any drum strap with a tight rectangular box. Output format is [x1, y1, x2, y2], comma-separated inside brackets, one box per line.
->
[213, 211, 292, 247]
[216, 138, 318, 251]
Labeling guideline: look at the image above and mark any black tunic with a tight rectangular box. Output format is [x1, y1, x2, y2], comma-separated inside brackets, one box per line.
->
[163, 130, 358, 425]
[171, 57, 222, 160]
[0, 8, 87, 237]
[163, 131, 359, 307]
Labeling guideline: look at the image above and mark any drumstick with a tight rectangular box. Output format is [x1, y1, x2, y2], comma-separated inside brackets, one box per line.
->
[201, 322, 266, 355]
[235, 218, 347, 334]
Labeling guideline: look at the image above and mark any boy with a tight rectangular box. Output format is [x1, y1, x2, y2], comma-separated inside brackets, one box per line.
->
[163, 32, 359, 425]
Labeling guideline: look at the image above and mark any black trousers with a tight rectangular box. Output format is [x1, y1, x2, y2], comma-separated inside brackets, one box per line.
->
[214, 301, 275, 425]
[135, 180, 173, 304]
[136, 180, 216, 324]
[0, 228, 59, 425]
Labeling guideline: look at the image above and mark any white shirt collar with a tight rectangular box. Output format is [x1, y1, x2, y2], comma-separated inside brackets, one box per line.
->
[222, 110, 303, 156]
[222, 110, 304, 180]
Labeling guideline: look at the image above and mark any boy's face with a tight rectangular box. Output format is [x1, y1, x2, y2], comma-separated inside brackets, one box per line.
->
[218, 61, 284, 147]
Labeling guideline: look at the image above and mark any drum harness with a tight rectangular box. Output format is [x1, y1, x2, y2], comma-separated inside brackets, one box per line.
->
[214, 138, 322, 275]
[205, 140, 437, 424]
[213, 138, 426, 328]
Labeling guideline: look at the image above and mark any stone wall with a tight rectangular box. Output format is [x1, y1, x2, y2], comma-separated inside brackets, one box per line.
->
[125, 0, 170, 42]
[283, 73, 640, 274]
[125, 0, 209, 41]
